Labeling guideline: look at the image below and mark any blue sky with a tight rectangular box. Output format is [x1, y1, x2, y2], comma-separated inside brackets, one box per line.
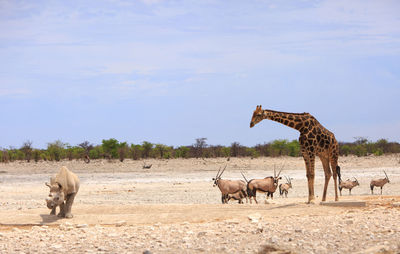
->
[1, 0, 400, 149]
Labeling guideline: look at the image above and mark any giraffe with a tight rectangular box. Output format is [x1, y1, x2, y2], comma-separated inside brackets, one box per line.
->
[250, 105, 341, 203]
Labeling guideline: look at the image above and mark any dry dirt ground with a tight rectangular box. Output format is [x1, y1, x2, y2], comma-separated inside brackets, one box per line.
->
[0, 155, 400, 253]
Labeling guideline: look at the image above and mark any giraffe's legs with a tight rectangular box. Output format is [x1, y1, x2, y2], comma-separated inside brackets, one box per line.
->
[320, 156, 332, 202]
[303, 155, 316, 204]
[330, 158, 340, 201]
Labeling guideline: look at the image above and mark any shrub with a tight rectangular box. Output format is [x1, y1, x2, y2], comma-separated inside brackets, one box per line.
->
[130, 144, 143, 160]
[101, 138, 119, 159]
[175, 146, 189, 158]
[21, 140, 33, 162]
[142, 141, 153, 158]
[33, 149, 41, 162]
[47, 140, 66, 161]
[118, 142, 128, 162]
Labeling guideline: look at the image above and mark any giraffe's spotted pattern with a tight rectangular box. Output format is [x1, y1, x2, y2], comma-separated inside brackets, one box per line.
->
[250, 105, 341, 203]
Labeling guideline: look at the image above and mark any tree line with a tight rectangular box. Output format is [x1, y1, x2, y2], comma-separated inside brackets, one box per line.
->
[1, 137, 399, 163]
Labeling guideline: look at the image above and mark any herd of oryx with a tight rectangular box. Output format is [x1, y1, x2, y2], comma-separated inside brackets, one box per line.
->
[43, 155, 392, 218]
[43, 164, 392, 219]
[212, 165, 392, 204]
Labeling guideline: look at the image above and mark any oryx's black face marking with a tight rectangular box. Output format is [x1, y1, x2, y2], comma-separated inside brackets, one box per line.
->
[213, 165, 227, 187]
[212, 177, 220, 187]
[273, 176, 282, 184]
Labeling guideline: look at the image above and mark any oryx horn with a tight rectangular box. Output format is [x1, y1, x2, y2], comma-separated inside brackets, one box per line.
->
[241, 171, 249, 183]
[215, 166, 222, 179]
[219, 164, 227, 178]
[384, 170, 389, 180]
[277, 163, 285, 178]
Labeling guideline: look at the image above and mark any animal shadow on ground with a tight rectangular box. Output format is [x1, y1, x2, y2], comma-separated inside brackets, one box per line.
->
[257, 244, 292, 254]
[40, 214, 62, 224]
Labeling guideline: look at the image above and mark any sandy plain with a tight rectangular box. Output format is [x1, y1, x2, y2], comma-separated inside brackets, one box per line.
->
[0, 155, 400, 253]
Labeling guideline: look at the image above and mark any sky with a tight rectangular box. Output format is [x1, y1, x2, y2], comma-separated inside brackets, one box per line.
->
[1, 0, 400, 149]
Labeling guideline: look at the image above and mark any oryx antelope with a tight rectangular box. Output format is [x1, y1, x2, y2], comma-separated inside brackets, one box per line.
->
[226, 191, 247, 204]
[241, 168, 282, 204]
[338, 177, 359, 196]
[279, 176, 292, 198]
[212, 166, 248, 204]
[370, 171, 390, 195]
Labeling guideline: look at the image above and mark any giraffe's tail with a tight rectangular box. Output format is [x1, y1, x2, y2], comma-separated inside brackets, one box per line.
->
[336, 165, 342, 183]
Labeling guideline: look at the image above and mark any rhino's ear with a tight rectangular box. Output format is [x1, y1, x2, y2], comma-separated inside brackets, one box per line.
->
[45, 182, 51, 188]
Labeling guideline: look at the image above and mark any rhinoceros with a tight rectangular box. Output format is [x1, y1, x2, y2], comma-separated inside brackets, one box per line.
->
[45, 166, 80, 218]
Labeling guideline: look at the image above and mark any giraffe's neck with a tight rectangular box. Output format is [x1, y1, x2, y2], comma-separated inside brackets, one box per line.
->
[262, 109, 315, 133]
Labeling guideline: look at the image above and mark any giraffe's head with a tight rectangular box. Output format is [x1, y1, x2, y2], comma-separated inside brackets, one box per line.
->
[250, 105, 263, 128]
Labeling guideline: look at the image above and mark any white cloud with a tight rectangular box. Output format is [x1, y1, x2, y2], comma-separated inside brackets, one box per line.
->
[0, 88, 30, 97]
[101, 62, 155, 75]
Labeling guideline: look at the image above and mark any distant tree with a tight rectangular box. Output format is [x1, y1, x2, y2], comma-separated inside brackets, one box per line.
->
[65, 145, 74, 160]
[246, 147, 259, 158]
[222, 147, 231, 157]
[339, 143, 351, 156]
[101, 138, 119, 159]
[8, 148, 23, 161]
[209, 145, 223, 158]
[354, 137, 368, 145]
[47, 140, 66, 161]
[21, 140, 33, 162]
[79, 141, 94, 157]
[89, 146, 103, 160]
[287, 140, 300, 157]
[155, 144, 168, 159]
[230, 142, 242, 157]
[175, 146, 190, 158]
[118, 142, 128, 162]
[130, 144, 143, 160]
[270, 139, 288, 156]
[32, 149, 41, 162]
[1, 150, 9, 163]
[142, 141, 153, 158]
[193, 138, 207, 158]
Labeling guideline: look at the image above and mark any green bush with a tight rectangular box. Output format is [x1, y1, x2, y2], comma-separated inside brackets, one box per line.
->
[287, 140, 300, 157]
[142, 141, 153, 158]
[130, 144, 143, 160]
[101, 138, 119, 159]
[33, 149, 41, 162]
[89, 146, 103, 159]
[47, 140, 66, 161]
[1, 137, 400, 163]
[175, 146, 189, 158]
[118, 142, 128, 162]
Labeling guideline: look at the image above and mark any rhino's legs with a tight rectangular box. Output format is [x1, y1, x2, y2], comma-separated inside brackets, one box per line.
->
[57, 202, 66, 218]
[64, 193, 77, 218]
[50, 206, 56, 215]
